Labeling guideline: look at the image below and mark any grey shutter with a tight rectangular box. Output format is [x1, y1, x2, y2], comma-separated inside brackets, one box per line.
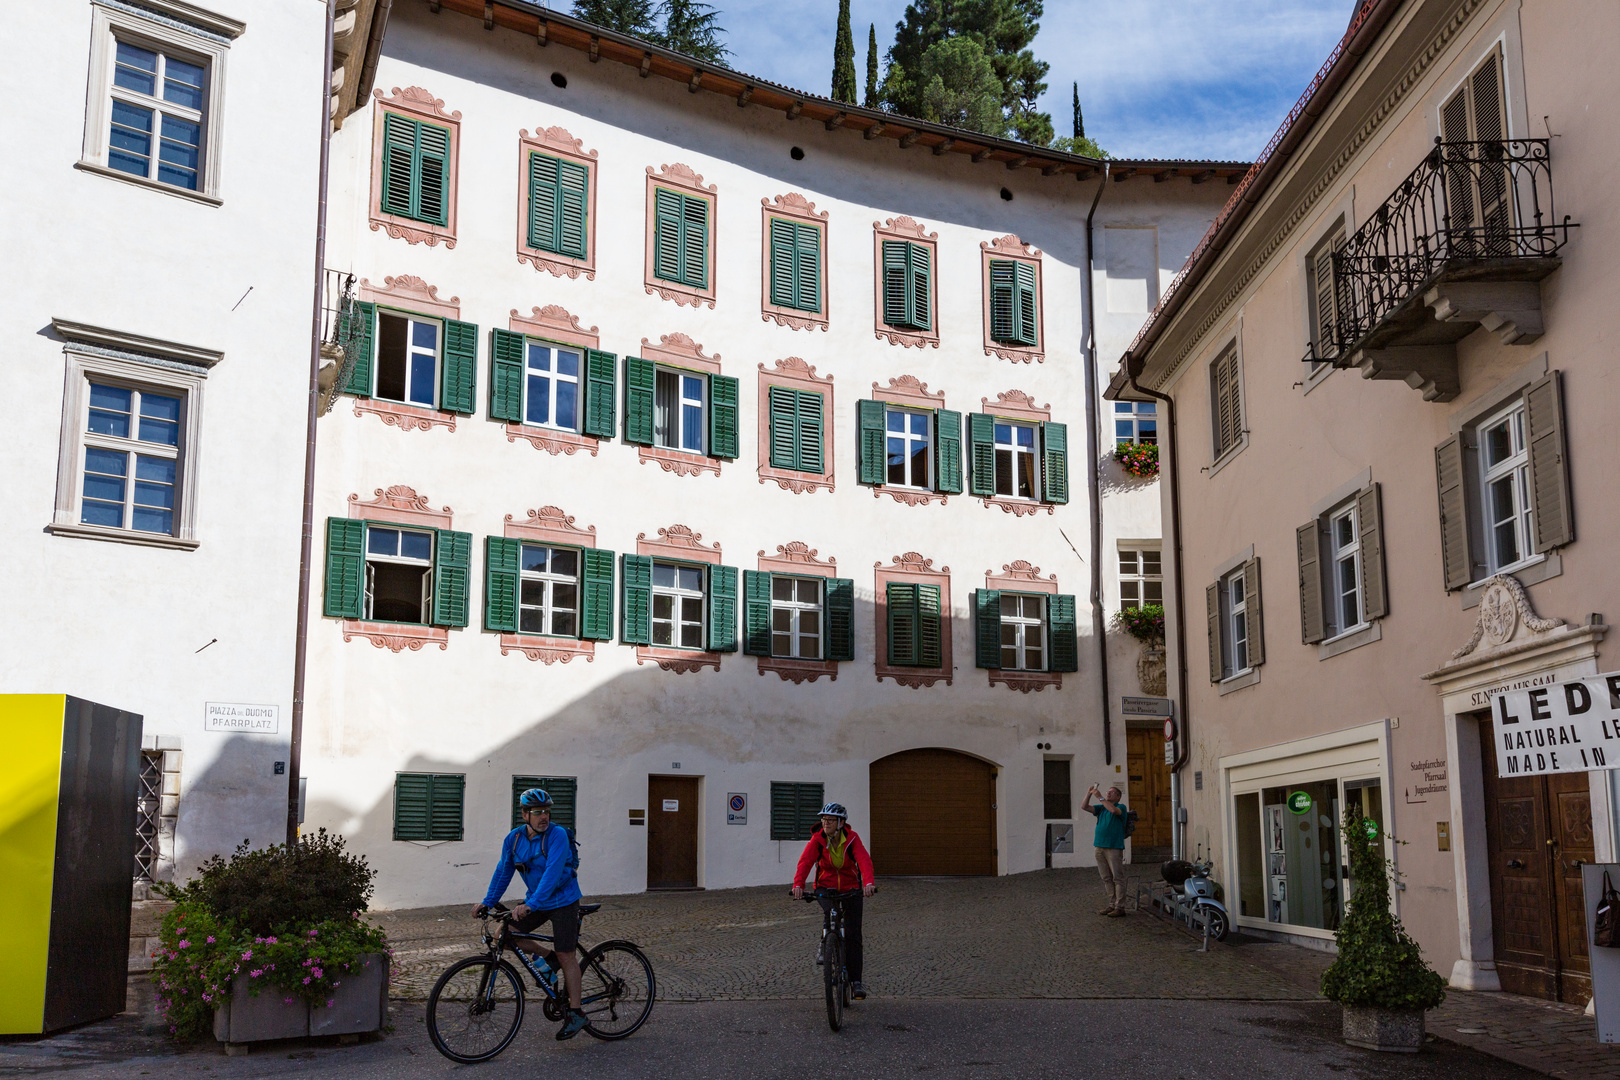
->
[974, 589, 1001, 669]
[1357, 484, 1388, 620]
[1296, 520, 1325, 645]
[1434, 435, 1474, 590]
[1526, 372, 1573, 552]
[1206, 582, 1222, 683]
[1243, 557, 1265, 667]
[1312, 243, 1337, 358]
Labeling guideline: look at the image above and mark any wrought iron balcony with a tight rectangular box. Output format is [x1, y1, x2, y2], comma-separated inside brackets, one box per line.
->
[1308, 138, 1575, 400]
[318, 269, 358, 416]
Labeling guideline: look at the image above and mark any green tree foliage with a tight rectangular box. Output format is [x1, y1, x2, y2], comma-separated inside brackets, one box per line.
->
[917, 36, 1004, 135]
[1072, 80, 1082, 138]
[865, 23, 880, 109]
[881, 0, 1052, 143]
[158, 830, 376, 937]
[832, 0, 858, 103]
[1050, 134, 1108, 158]
[1320, 808, 1448, 1011]
[572, 0, 729, 65]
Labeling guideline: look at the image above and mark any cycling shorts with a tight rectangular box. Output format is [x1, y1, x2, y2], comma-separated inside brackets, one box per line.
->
[510, 901, 580, 952]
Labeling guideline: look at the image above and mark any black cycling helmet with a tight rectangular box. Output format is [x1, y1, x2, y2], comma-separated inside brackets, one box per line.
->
[819, 802, 848, 820]
[519, 788, 553, 811]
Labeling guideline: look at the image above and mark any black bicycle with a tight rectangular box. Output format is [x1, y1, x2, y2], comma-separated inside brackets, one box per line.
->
[425, 902, 656, 1062]
[797, 888, 864, 1032]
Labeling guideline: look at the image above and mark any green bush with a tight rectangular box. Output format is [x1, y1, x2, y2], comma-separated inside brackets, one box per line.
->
[1112, 604, 1164, 644]
[163, 829, 375, 936]
[1320, 807, 1446, 1011]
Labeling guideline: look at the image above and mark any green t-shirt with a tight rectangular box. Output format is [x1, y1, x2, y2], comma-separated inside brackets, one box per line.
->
[1087, 800, 1128, 849]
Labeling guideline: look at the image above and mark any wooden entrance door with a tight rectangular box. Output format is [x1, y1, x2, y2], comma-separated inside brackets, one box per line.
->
[1479, 716, 1594, 1004]
[1126, 729, 1173, 850]
[869, 749, 996, 876]
[647, 776, 699, 889]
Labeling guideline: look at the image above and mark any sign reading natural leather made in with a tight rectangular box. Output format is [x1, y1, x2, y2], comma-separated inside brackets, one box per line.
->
[1491, 670, 1620, 777]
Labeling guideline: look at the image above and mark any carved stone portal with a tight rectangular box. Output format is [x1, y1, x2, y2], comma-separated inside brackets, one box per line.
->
[1451, 575, 1565, 660]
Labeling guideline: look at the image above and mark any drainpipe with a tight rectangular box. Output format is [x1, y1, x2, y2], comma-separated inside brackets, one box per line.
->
[1125, 358, 1185, 858]
[289, 0, 335, 845]
[1082, 163, 1112, 766]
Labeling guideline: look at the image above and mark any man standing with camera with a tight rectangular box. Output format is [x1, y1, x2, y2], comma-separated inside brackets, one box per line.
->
[1084, 784, 1129, 917]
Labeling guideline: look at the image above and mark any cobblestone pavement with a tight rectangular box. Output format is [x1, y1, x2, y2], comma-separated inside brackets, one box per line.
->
[375, 868, 1314, 1002]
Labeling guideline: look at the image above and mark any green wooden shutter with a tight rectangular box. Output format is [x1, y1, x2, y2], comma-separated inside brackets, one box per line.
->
[1042, 421, 1070, 504]
[323, 517, 365, 619]
[427, 774, 465, 840]
[393, 773, 432, 840]
[580, 548, 615, 640]
[484, 536, 521, 633]
[744, 570, 773, 656]
[415, 123, 451, 226]
[1014, 261, 1038, 346]
[771, 782, 825, 841]
[989, 259, 1016, 343]
[653, 189, 682, 281]
[680, 194, 709, 288]
[342, 301, 376, 397]
[797, 391, 824, 473]
[917, 584, 942, 668]
[709, 374, 740, 459]
[769, 219, 797, 308]
[432, 529, 472, 628]
[768, 387, 798, 469]
[528, 152, 560, 252]
[908, 243, 932, 330]
[1526, 372, 1573, 552]
[968, 413, 996, 497]
[380, 114, 417, 218]
[887, 582, 918, 666]
[796, 223, 822, 312]
[621, 553, 652, 644]
[975, 589, 1002, 669]
[858, 399, 887, 485]
[624, 357, 655, 445]
[582, 349, 617, 438]
[558, 160, 589, 259]
[511, 776, 577, 831]
[881, 240, 911, 327]
[441, 319, 478, 415]
[490, 329, 526, 422]
[1049, 593, 1079, 673]
[707, 564, 739, 652]
[936, 408, 963, 494]
[1296, 520, 1325, 645]
[826, 577, 854, 662]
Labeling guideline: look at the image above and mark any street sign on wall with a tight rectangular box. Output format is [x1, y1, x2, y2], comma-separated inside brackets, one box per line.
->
[1122, 696, 1173, 717]
[727, 793, 747, 825]
[1490, 670, 1620, 777]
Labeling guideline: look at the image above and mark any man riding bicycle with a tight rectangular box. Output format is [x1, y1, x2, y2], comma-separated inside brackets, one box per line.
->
[473, 788, 589, 1040]
[791, 802, 876, 1000]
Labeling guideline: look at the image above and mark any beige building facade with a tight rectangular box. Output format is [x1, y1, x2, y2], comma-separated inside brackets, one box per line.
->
[1108, 0, 1616, 1005]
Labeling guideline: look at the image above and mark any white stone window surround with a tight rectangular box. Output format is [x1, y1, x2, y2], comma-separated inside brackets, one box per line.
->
[49, 319, 219, 550]
[79, 0, 242, 206]
[1117, 544, 1162, 611]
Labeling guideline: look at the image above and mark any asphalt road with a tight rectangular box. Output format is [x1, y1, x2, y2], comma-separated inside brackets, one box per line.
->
[0, 999, 1545, 1080]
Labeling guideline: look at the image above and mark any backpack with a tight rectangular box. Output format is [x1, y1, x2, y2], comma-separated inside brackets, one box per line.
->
[1123, 810, 1140, 839]
[509, 825, 581, 883]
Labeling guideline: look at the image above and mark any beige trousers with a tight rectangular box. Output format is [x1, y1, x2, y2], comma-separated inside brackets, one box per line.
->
[1095, 847, 1127, 910]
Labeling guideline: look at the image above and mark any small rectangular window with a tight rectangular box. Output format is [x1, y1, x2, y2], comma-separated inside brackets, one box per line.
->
[1043, 758, 1072, 820]
[375, 310, 440, 407]
[1118, 547, 1163, 610]
[885, 408, 932, 488]
[1328, 505, 1363, 636]
[520, 544, 580, 637]
[524, 340, 582, 431]
[999, 593, 1046, 671]
[1113, 401, 1157, 447]
[654, 369, 706, 453]
[993, 421, 1039, 499]
[770, 781, 825, 841]
[394, 773, 464, 842]
[365, 525, 434, 624]
[770, 575, 823, 659]
[1225, 569, 1250, 677]
[1478, 400, 1533, 573]
[651, 561, 706, 649]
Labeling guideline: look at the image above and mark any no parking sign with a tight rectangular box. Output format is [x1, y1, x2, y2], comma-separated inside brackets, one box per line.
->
[727, 792, 747, 825]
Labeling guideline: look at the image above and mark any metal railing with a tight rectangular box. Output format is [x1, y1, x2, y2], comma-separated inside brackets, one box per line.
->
[318, 269, 360, 415]
[1326, 137, 1573, 356]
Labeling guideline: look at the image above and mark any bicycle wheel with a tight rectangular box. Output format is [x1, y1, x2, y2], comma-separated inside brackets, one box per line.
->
[578, 941, 656, 1040]
[426, 956, 526, 1063]
[823, 933, 843, 1032]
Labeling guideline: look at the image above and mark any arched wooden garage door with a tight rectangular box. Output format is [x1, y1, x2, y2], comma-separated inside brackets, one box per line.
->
[868, 749, 996, 876]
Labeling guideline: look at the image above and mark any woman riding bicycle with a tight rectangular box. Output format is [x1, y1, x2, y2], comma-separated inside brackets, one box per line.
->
[791, 802, 876, 1000]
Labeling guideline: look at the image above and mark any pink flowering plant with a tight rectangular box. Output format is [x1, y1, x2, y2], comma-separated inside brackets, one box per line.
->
[151, 830, 388, 1041]
[1113, 442, 1159, 478]
[1112, 603, 1165, 644]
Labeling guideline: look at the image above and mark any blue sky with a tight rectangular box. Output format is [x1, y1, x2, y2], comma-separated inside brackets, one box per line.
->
[705, 0, 1358, 161]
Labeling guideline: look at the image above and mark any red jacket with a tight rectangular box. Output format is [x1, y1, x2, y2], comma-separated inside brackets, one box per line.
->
[793, 825, 875, 892]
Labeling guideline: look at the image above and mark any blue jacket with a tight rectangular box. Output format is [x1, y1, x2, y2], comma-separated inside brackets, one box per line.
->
[482, 824, 582, 911]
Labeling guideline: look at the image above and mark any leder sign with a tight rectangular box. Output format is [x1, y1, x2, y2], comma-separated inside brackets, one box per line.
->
[1491, 670, 1620, 778]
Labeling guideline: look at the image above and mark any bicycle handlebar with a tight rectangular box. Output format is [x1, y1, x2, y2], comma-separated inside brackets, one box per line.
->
[792, 887, 875, 902]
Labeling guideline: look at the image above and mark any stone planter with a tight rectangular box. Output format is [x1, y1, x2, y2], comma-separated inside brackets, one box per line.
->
[213, 952, 388, 1047]
[1342, 1004, 1425, 1052]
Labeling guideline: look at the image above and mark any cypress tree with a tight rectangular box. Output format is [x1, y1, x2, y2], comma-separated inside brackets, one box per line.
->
[832, 0, 858, 103]
[865, 24, 880, 108]
[1072, 81, 1083, 139]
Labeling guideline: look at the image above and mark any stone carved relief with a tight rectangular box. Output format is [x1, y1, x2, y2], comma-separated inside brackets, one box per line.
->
[1451, 575, 1565, 660]
[1138, 645, 1168, 697]
[342, 623, 448, 653]
[355, 399, 456, 433]
[375, 85, 460, 121]
[360, 274, 462, 318]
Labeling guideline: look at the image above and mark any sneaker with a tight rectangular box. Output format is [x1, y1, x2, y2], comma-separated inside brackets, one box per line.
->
[1106, 908, 1127, 918]
[851, 981, 867, 1000]
[1097, 906, 1115, 915]
[556, 1010, 589, 1041]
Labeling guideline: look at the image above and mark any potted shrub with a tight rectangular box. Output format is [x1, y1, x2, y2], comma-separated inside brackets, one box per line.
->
[1112, 603, 1164, 646]
[1113, 442, 1159, 478]
[1321, 808, 1446, 1052]
[151, 830, 390, 1046]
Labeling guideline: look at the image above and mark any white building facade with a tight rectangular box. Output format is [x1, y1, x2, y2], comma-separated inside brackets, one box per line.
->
[301, 2, 1234, 907]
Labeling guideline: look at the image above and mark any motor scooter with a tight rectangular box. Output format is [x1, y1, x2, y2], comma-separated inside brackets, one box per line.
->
[1158, 848, 1230, 941]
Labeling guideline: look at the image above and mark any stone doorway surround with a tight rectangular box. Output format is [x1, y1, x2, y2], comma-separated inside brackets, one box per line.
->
[1421, 575, 1611, 992]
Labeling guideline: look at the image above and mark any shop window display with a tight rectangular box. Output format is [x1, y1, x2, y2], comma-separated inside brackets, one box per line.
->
[1232, 777, 1384, 932]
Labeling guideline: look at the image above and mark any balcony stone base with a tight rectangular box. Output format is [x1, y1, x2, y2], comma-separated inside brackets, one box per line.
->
[1425, 281, 1545, 345]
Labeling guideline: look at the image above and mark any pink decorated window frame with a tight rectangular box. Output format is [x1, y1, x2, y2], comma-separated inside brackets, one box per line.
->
[757, 358, 834, 495]
[644, 165, 717, 309]
[760, 194, 829, 331]
[499, 506, 598, 664]
[979, 235, 1046, 363]
[872, 216, 940, 349]
[756, 542, 841, 684]
[984, 561, 1063, 693]
[636, 525, 723, 674]
[504, 306, 601, 458]
[515, 126, 599, 280]
[871, 375, 948, 508]
[341, 485, 452, 653]
[355, 275, 461, 434]
[369, 87, 461, 249]
[874, 552, 952, 689]
[638, 334, 725, 478]
[977, 390, 1055, 517]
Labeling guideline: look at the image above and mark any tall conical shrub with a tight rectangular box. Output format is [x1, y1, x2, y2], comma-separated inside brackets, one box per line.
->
[1320, 807, 1447, 1011]
[865, 23, 880, 108]
[831, 0, 857, 103]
